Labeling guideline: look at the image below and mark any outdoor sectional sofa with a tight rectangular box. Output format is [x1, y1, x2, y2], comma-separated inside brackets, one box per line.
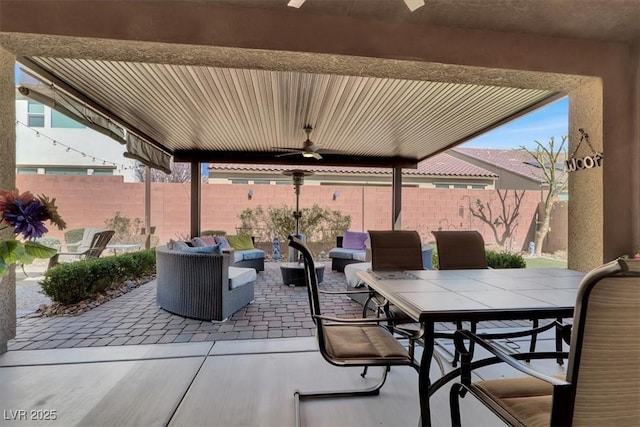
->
[195, 235, 265, 272]
[156, 245, 255, 321]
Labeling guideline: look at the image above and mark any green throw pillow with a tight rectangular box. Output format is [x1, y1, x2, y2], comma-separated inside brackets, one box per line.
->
[227, 234, 254, 250]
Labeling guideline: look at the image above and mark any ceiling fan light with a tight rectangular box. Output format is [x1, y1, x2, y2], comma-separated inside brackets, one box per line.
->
[302, 151, 315, 158]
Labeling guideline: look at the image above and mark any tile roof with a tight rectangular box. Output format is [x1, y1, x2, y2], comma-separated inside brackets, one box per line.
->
[209, 152, 497, 178]
[451, 147, 565, 183]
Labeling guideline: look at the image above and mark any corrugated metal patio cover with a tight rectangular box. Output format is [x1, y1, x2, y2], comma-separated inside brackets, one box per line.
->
[25, 57, 556, 164]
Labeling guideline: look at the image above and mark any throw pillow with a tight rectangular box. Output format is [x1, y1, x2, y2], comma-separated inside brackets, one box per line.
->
[199, 236, 217, 246]
[191, 237, 208, 247]
[227, 234, 254, 250]
[215, 235, 231, 249]
[181, 243, 222, 254]
[342, 230, 368, 250]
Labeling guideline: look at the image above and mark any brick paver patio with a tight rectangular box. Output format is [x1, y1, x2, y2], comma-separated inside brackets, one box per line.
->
[9, 262, 367, 350]
[9, 262, 532, 351]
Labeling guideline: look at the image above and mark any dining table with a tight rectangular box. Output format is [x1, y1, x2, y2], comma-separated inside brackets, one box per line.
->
[356, 267, 585, 427]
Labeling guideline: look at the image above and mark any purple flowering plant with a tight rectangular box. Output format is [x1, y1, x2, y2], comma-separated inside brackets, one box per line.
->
[0, 189, 66, 277]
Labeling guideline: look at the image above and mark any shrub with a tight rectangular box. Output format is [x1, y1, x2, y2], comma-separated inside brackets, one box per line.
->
[104, 211, 142, 244]
[238, 204, 351, 243]
[40, 249, 156, 305]
[486, 250, 526, 269]
[431, 248, 525, 269]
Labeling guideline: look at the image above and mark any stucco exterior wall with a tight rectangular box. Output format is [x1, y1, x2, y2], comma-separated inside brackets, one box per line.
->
[0, 47, 15, 353]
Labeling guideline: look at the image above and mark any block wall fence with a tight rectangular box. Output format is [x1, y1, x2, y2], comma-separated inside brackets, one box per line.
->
[16, 175, 567, 253]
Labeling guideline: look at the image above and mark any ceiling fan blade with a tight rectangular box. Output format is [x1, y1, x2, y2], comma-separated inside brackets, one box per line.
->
[272, 146, 304, 152]
[287, 0, 305, 8]
[275, 152, 303, 158]
[404, 0, 425, 12]
[312, 152, 323, 160]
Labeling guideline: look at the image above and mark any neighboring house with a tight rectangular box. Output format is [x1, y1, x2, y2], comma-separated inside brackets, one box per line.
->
[208, 152, 499, 189]
[449, 147, 567, 194]
[15, 89, 137, 182]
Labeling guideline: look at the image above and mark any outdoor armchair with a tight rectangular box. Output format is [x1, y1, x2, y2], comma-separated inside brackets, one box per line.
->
[47, 230, 115, 269]
[449, 258, 640, 426]
[288, 235, 422, 427]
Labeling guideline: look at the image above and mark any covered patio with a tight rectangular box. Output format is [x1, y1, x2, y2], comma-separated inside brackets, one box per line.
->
[0, 1, 639, 426]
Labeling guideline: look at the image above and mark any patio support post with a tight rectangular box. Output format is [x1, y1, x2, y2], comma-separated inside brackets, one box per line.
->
[190, 161, 201, 238]
[144, 166, 151, 249]
[0, 48, 16, 354]
[392, 165, 402, 230]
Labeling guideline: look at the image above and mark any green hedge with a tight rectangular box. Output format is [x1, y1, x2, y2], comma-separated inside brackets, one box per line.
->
[40, 249, 156, 305]
[432, 249, 525, 269]
[486, 250, 526, 269]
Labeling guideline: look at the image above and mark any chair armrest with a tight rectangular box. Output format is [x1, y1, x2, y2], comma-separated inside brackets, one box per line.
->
[455, 329, 568, 387]
[315, 314, 396, 324]
[318, 289, 371, 295]
[55, 249, 90, 257]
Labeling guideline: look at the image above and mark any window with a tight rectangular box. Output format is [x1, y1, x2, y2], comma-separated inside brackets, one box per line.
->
[435, 183, 450, 189]
[470, 184, 486, 190]
[231, 179, 249, 184]
[453, 184, 467, 189]
[51, 109, 85, 128]
[16, 167, 38, 175]
[27, 101, 45, 127]
[45, 168, 87, 176]
[92, 169, 114, 176]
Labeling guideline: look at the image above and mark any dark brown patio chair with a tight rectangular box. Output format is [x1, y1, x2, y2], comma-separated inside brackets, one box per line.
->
[432, 230, 557, 366]
[47, 230, 115, 269]
[450, 258, 640, 426]
[288, 235, 421, 427]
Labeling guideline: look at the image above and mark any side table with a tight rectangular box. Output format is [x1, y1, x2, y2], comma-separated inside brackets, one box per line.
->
[280, 262, 325, 286]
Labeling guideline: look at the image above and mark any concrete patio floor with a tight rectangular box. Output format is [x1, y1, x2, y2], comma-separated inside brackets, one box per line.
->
[3, 262, 570, 426]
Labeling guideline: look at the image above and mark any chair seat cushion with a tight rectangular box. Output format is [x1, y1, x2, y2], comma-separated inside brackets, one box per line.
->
[328, 248, 364, 260]
[322, 324, 409, 361]
[228, 266, 257, 290]
[474, 375, 563, 427]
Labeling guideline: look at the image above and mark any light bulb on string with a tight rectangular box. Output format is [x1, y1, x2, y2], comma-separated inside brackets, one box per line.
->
[66, 147, 70, 152]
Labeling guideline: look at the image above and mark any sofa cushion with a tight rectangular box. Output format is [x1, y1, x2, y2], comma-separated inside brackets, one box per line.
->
[241, 249, 265, 260]
[228, 266, 257, 290]
[342, 230, 369, 250]
[329, 248, 364, 260]
[193, 236, 217, 247]
[352, 251, 368, 262]
[227, 234, 254, 250]
[181, 244, 222, 254]
[215, 235, 231, 249]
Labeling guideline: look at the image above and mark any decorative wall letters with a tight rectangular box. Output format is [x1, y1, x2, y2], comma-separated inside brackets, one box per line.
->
[565, 128, 603, 172]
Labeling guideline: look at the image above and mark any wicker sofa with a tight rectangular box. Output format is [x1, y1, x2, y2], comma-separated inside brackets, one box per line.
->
[156, 245, 255, 321]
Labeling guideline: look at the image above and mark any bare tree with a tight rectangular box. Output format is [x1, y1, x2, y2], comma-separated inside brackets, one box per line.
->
[521, 136, 568, 256]
[469, 189, 526, 248]
[133, 161, 192, 183]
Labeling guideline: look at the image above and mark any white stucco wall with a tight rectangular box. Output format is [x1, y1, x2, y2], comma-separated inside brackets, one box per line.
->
[15, 98, 137, 182]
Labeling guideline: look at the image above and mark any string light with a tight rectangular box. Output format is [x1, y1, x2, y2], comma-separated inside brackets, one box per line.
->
[15, 120, 134, 171]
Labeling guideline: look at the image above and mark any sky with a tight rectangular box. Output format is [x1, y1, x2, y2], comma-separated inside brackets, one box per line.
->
[460, 96, 568, 150]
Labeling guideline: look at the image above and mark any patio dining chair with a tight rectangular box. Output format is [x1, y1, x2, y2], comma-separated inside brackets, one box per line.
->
[449, 258, 640, 426]
[47, 230, 115, 270]
[432, 230, 558, 366]
[287, 235, 421, 427]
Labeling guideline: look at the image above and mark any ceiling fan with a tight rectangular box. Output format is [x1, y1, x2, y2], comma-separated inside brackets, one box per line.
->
[288, 0, 425, 12]
[273, 125, 339, 160]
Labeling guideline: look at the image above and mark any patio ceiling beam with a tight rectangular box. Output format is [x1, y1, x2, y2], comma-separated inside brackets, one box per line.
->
[174, 151, 418, 169]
